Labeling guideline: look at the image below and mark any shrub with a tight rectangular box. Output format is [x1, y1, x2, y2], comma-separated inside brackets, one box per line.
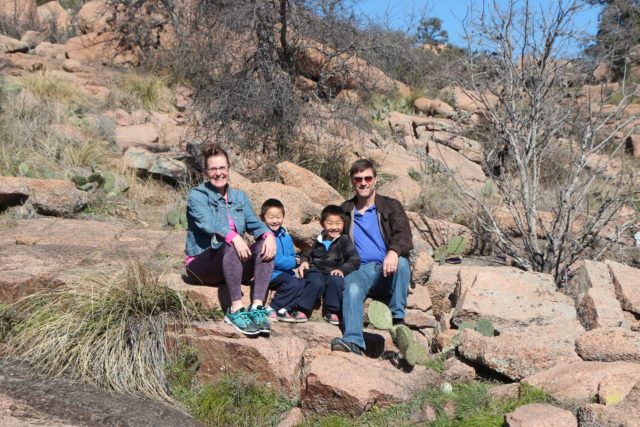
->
[3, 263, 206, 403]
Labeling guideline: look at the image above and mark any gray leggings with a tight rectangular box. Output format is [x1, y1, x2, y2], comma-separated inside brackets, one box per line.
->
[186, 239, 274, 302]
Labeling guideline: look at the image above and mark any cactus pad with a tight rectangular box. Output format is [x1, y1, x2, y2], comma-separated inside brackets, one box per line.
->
[433, 246, 447, 262]
[446, 235, 467, 255]
[368, 301, 393, 330]
[476, 318, 494, 337]
[392, 324, 413, 353]
[405, 343, 428, 366]
[458, 321, 476, 331]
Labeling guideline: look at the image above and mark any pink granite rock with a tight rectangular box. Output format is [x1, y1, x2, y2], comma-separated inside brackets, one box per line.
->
[578, 384, 640, 427]
[576, 327, 640, 362]
[505, 404, 577, 427]
[607, 260, 640, 315]
[572, 260, 624, 330]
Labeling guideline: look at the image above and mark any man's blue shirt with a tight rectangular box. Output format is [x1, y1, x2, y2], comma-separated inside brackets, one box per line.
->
[352, 205, 387, 264]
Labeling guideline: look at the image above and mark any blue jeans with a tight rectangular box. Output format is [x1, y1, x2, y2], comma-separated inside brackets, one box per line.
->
[341, 257, 410, 349]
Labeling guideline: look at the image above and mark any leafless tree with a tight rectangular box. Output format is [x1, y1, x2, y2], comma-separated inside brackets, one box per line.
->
[436, 0, 639, 285]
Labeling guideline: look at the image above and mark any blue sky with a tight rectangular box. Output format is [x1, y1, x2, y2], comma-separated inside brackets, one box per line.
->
[356, 0, 602, 56]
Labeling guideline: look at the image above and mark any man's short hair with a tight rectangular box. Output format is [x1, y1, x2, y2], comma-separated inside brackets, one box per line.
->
[349, 158, 377, 178]
[320, 205, 345, 224]
[260, 198, 285, 218]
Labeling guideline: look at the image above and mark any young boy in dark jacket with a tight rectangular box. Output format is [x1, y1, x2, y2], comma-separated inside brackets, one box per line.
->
[295, 205, 360, 325]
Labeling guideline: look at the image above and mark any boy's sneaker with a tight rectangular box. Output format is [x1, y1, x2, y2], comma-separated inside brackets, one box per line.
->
[265, 306, 277, 321]
[323, 313, 340, 326]
[276, 309, 296, 323]
[290, 310, 308, 323]
[224, 308, 261, 335]
[249, 306, 271, 334]
[330, 337, 362, 356]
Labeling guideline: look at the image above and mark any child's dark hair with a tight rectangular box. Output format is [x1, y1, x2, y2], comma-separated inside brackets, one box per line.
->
[320, 205, 345, 224]
[260, 198, 285, 218]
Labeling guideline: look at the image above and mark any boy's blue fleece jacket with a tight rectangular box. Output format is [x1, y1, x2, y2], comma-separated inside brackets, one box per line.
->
[272, 227, 298, 280]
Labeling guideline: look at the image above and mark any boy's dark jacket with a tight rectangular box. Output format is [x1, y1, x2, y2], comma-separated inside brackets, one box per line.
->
[340, 193, 413, 258]
[301, 233, 360, 275]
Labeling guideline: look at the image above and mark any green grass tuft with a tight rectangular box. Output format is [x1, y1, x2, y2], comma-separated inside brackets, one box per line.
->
[109, 74, 173, 112]
[4, 263, 206, 404]
[19, 71, 89, 106]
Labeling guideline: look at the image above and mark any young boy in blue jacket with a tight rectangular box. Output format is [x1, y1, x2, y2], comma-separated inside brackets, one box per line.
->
[261, 199, 306, 322]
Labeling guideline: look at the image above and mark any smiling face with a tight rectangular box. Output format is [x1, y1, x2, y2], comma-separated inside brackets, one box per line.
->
[351, 167, 377, 200]
[263, 207, 284, 232]
[322, 214, 344, 240]
[205, 154, 230, 191]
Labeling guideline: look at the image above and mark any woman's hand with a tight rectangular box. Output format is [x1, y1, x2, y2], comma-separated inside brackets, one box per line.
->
[231, 235, 251, 261]
[330, 269, 344, 277]
[260, 233, 276, 261]
[297, 261, 310, 278]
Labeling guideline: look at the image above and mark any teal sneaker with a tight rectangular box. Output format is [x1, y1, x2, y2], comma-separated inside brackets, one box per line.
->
[224, 308, 261, 335]
[248, 306, 271, 334]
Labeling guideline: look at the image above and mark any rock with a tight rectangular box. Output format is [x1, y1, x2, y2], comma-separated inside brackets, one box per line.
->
[82, 84, 110, 102]
[435, 329, 459, 351]
[0, 176, 87, 216]
[429, 130, 483, 164]
[163, 273, 254, 311]
[0, 0, 38, 30]
[0, 34, 29, 53]
[523, 361, 640, 407]
[490, 383, 519, 400]
[276, 161, 343, 207]
[377, 176, 422, 207]
[114, 123, 161, 149]
[576, 327, 640, 362]
[440, 86, 499, 113]
[277, 407, 304, 427]
[76, 0, 112, 34]
[406, 283, 432, 312]
[412, 251, 434, 286]
[413, 97, 455, 118]
[335, 89, 359, 104]
[571, 260, 624, 330]
[425, 265, 461, 316]
[49, 123, 84, 141]
[411, 403, 437, 423]
[505, 403, 577, 427]
[302, 352, 439, 416]
[166, 320, 305, 397]
[607, 260, 640, 315]
[457, 324, 583, 380]
[404, 309, 437, 329]
[37, 1, 70, 35]
[578, 384, 640, 427]
[235, 181, 322, 231]
[452, 267, 577, 330]
[598, 374, 639, 405]
[19, 30, 45, 48]
[426, 140, 486, 190]
[61, 58, 83, 73]
[65, 32, 140, 66]
[443, 357, 476, 382]
[131, 109, 151, 124]
[625, 134, 640, 157]
[123, 147, 188, 181]
[34, 41, 66, 58]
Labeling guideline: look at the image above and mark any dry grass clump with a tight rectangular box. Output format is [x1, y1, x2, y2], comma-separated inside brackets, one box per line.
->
[3, 263, 206, 403]
[18, 71, 89, 106]
[409, 163, 469, 224]
[108, 73, 174, 112]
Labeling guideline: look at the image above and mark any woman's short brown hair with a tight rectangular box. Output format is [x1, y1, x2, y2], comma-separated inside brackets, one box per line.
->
[201, 144, 230, 169]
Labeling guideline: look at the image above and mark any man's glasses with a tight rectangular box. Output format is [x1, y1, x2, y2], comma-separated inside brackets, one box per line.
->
[206, 166, 228, 173]
[353, 176, 374, 184]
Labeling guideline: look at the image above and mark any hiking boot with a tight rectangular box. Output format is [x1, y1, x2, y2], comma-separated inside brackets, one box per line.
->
[276, 309, 296, 323]
[248, 305, 271, 334]
[290, 310, 308, 323]
[330, 337, 362, 356]
[323, 313, 340, 326]
[224, 308, 261, 335]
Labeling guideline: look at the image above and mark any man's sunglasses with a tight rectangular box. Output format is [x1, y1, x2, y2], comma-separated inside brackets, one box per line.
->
[353, 176, 374, 184]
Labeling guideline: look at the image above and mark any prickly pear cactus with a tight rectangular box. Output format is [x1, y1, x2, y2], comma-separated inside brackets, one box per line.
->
[71, 176, 87, 186]
[433, 246, 447, 263]
[368, 300, 393, 330]
[458, 321, 476, 331]
[405, 342, 428, 366]
[102, 173, 117, 195]
[446, 235, 467, 256]
[392, 324, 413, 353]
[476, 318, 494, 337]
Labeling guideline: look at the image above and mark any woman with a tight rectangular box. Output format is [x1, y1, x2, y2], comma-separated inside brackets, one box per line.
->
[185, 144, 276, 336]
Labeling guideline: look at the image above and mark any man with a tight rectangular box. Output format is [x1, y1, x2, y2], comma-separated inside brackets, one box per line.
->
[330, 159, 413, 355]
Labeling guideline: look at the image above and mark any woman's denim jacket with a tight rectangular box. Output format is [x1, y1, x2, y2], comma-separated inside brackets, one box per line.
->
[185, 182, 269, 256]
